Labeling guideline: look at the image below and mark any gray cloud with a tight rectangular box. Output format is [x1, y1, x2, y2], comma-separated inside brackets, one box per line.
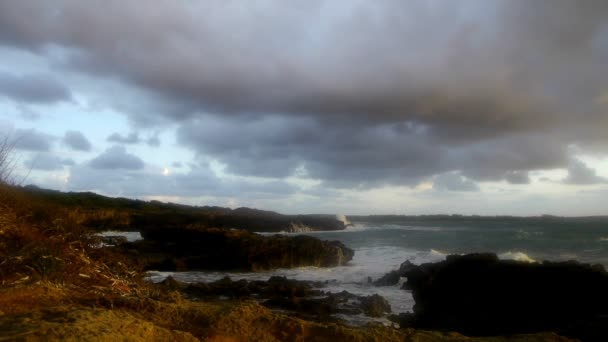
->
[24, 153, 74, 171]
[13, 128, 54, 151]
[1, 1, 607, 188]
[433, 173, 479, 192]
[563, 158, 607, 185]
[68, 164, 297, 198]
[63, 130, 92, 151]
[0, 71, 71, 104]
[504, 171, 531, 185]
[107, 132, 140, 144]
[146, 135, 160, 147]
[89, 146, 144, 170]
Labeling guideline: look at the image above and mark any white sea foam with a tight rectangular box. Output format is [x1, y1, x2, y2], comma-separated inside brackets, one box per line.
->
[98, 231, 142, 242]
[336, 214, 350, 226]
[147, 246, 448, 316]
[498, 251, 537, 263]
[599, 237, 608, 242]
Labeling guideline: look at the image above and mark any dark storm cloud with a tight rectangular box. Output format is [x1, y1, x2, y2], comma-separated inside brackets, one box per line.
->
[13, 128, 54, 151]
[89, 146, 144, 170]
[107, 132, 140, 144]
[63, 130, 92, 151]
[1, 1, 607, 187]
[504, 171, 531, 185]
[0, 71, 71, 104]
[433, 173, 479, 192]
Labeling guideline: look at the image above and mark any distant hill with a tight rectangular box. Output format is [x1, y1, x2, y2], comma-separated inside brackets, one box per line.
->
[20, 185, 346, 233]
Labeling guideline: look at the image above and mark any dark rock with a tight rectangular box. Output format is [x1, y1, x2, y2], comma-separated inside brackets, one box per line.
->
[132, 209, 347, 233]
[263, 290, 390, 320]
[360, 294, 391, 317]
[388, 312, 415, 327]
[374, 260, 417, 286]
[178, 276, 322, 300]
[401, 253, 608, 341]
[373, 270, 401, 286]
[119, 227, 354, 272]
[100, 235, 127, 246]
[159, 275, 184, 291]
[158, 277, 392, 322]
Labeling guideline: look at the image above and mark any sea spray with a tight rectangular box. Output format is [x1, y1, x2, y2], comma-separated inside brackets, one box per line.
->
[336, 214, 351, 226]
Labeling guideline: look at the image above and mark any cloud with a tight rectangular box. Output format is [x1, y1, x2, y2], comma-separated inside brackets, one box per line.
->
[0, 1, 607, 189]
[13, 128, 54, 151]
[17, 105, 40, 120]
[67, 163, 297, 198]
[24, 153, 74, 171]
[146, 135, 160, 147]
[107, 132, 140, 144]
[433, 173, 479, 192]
[504, 171, 531, 185]
[0, 71, 71, 104]
[63, 130, 92, 151]
[89, 146, 144, 170]
[563, 158, 607, 185]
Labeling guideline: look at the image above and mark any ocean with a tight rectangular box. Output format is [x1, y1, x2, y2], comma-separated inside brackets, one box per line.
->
[147, 219, 608, 322]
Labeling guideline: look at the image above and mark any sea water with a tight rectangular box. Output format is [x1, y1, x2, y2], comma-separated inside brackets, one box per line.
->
[147, 220, 608, 319]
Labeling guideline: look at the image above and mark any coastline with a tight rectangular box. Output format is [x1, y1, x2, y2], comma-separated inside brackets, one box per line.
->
[0, 186, 599, 341]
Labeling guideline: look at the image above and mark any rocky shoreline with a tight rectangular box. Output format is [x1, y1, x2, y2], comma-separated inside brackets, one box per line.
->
[115, 226, 353, 272]
[158, 275, 392, 323]
[104, 223, 607, 341]
[0, 186, 600, 341]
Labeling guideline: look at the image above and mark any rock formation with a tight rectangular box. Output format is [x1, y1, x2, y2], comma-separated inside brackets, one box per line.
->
[396, 253, 608, 341]
[117, 227, 354, 271]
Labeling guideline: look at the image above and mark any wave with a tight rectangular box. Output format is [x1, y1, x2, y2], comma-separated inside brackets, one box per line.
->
[515, 230, 544, 240]
[98, 230, 142, 242]
[599, 237, 608, 242]
[426, 249, 537, 263]
[430, 249, 448, 258]
[499, 251, 537, 263]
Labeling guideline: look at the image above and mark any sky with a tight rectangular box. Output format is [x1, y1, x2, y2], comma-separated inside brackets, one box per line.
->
[0, 0, 607, 216]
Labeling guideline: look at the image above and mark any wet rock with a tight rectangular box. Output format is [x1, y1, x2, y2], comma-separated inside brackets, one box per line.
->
[360, 294, 391, 317]
[100, 235, 127, 246]
[119, 227, 354, 271]
[158, 277, 392, 322]
[170, 276, 323, 300]
[263, 290, 390, 320]
[374, 260, 417, 286]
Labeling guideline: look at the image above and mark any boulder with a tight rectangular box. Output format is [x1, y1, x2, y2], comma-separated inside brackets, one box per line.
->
[360, 294, 392, 317]
[400, 253, 608, 341]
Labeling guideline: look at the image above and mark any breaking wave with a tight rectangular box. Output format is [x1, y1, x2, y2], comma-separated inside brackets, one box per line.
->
[498, 251, 537, 263]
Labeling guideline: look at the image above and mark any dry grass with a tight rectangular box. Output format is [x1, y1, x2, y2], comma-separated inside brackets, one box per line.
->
[0, 184, 141, 296]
